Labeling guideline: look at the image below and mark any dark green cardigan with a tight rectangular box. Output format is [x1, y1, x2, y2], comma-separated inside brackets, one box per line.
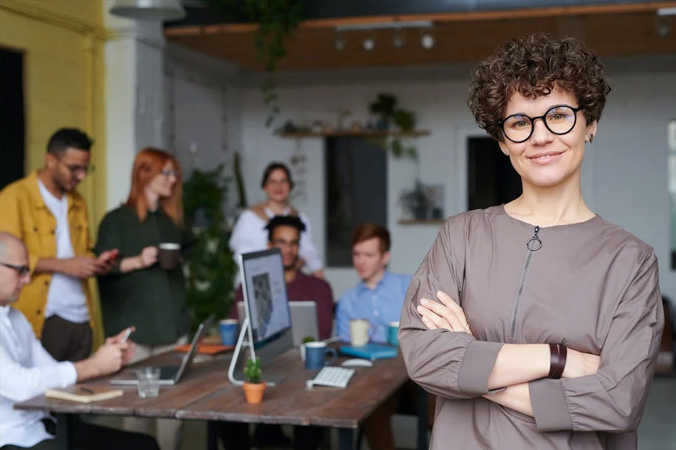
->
[94, 205, 189, 346]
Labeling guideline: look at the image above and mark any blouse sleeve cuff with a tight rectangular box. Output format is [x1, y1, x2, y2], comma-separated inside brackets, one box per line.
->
[59, 362, 78, 387]
[530, 378, 573, 431]
[457, 340, 504, 395]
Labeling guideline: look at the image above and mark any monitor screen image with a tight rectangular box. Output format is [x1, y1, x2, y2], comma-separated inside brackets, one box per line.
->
[240, 249, 292, 342]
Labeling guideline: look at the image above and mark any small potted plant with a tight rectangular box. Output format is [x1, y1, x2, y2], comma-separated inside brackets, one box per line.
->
[243, 357, 266, 404]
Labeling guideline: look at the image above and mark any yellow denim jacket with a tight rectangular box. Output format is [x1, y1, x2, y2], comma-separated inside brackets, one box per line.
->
[0, 171, 95, 338]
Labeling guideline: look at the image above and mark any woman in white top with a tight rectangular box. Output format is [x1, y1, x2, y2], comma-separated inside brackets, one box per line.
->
[229, 162, 324, 277]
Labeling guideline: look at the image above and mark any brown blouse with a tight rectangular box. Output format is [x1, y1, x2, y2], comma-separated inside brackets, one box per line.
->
[399, 205, 664, 449]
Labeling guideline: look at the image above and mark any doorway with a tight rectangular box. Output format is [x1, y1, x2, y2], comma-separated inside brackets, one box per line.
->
[467, 137, 521, 210]
[0, 47, 25, 189]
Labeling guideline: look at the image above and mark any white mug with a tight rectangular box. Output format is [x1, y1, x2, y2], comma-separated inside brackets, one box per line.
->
[349, 318, 370, 347]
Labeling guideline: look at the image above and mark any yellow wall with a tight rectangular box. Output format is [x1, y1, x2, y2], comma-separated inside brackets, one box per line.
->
[0, 0, 108, 345]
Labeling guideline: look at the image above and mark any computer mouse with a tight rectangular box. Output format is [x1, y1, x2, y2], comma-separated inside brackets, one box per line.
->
[341, 358, 373, 368]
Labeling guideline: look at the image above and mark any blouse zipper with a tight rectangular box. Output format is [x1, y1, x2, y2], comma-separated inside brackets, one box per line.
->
[509, 226, 541, 337]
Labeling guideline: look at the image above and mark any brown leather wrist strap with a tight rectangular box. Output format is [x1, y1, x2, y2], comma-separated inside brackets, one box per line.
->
[548, 343, 567, 379]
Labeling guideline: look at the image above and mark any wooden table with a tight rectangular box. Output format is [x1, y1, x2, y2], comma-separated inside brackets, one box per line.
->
[14, 349, 427, 450]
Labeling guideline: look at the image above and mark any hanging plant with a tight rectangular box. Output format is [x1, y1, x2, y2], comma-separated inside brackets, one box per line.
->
[368, 92, 419, 160]
[205, 0, 303, 127]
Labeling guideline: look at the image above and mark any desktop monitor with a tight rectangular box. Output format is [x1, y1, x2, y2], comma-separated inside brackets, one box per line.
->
[240, 248, 292, 343]
[236, 249, 294, 382]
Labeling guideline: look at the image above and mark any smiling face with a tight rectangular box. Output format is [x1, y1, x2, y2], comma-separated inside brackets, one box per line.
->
[146, 161, 177, 199]
[268, 225, 301, 270]
[263, 168, 291, 203]
[45, 147, 92, 192]
[498, 85, 597, 191]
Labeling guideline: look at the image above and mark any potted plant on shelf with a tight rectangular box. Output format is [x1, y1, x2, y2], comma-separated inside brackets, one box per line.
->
[368, 92, 419, 160]
[243, 357, 266, 404]
[400, 181, 432, 220]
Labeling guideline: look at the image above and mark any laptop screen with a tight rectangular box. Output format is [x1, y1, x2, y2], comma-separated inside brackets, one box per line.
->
[237, 300, 319, 346]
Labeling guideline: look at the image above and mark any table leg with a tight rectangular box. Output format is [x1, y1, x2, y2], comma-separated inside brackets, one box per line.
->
[338, 428, 356, 450]
[207, 421, 218, 450]
[417, 387, 429, 450]
[55, 413, 73, 450]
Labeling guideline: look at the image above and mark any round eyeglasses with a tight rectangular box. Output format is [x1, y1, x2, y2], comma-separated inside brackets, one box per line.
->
[498, 105, 583, 143]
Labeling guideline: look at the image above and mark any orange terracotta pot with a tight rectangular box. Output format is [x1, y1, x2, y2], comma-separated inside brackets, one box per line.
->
[243, 382, 266, 404]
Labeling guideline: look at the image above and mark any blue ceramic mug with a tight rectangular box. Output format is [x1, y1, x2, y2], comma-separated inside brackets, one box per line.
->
[304, 342, 337, 370]
[387, 321, 400, 346]
[218, 319, 239, 346]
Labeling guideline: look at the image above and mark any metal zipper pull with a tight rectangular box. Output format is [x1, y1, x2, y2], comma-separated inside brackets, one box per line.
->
[526, 225, 542, 251]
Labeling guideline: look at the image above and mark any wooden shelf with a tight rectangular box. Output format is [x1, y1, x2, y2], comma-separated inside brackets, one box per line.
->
[276, 130, 431, 138]
[397, 219, 445, 225]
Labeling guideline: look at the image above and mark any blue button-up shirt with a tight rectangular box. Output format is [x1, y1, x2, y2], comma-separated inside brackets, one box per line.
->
[336, 271, 412, 344]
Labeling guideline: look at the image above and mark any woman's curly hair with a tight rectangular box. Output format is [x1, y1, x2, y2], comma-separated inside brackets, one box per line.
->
[467, 33, 611, 141]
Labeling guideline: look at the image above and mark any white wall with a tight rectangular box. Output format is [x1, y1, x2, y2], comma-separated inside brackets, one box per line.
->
[235, 57, 676, 300]
[104, 3, 166, 208]
[164, 43, 245, 218]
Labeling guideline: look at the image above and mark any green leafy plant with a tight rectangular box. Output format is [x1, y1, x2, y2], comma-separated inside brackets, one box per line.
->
[369, 93, 398, 128]
[205, 0, 303, 127]
[368, 92, 419, 160]
[244, 357, 262, 384]
[183, 166, 237, 332]
[302, 336, 316, 344]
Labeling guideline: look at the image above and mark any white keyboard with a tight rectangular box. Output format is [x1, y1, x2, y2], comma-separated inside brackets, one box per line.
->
[306, 366, 355, 389]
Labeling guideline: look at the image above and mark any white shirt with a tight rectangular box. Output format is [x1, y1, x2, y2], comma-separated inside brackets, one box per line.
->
[0, 305, 77, 447]
[37, 180, 89, 323]
[228, 207, 323, 272]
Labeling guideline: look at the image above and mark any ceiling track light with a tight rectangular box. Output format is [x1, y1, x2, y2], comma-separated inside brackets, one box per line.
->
[420, 26, 436, 50]
[336, 20, 432, 32]
[655, 8, 675, 37]
[334, 21, 435, 51]
[335, 30, 346, 50]
[657, 7, 676, 16]
[363, 31, 376, 51]
[392, 27, 406, 48]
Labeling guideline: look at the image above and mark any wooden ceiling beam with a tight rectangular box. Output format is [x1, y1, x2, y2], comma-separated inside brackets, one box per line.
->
[164, 1, 676, 37]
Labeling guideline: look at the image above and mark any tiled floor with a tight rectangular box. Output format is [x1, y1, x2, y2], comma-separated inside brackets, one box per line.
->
[177, 375, 676, 450]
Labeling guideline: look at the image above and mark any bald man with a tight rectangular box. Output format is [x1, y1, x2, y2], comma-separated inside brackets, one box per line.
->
[0, 233, 159, 450]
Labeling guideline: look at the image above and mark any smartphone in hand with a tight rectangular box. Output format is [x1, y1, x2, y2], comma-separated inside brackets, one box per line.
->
[120, 327, 134, 343]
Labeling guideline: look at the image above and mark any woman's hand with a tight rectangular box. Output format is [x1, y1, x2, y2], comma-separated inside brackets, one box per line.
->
[416, 290, 473, 336]
[562, 348, 601, 378]
[138, 246, 158, 268]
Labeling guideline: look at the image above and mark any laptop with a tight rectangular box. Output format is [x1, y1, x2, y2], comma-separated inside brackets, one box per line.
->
[110, 315, 214, 386]
[237, 300, 319, 346]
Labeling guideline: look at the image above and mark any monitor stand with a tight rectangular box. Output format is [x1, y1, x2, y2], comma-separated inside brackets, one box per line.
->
[227, 317, 293, 387]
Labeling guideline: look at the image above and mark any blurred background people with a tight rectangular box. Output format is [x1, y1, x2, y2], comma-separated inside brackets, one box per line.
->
[0, 128, 114, 362]
[229, 162, 323, 278]
[232, 215, 334, 338]
[0, 231, 159, 450]
[94, 147, 189, 450]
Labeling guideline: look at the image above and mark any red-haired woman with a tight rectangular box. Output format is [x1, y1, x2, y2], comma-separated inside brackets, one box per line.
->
[94, 148, 188, 450]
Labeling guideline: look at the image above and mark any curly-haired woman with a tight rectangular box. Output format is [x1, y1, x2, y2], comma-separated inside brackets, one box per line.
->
[399, 33, 663, 449]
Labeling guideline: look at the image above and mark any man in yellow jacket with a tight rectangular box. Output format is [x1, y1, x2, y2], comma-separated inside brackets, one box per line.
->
[0, 128, 116, 362]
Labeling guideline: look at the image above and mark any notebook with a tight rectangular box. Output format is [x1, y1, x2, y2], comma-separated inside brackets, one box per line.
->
[45, 385, 123, 403]
[110, 314, 214, 386]
[339, 344, 398, 361]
